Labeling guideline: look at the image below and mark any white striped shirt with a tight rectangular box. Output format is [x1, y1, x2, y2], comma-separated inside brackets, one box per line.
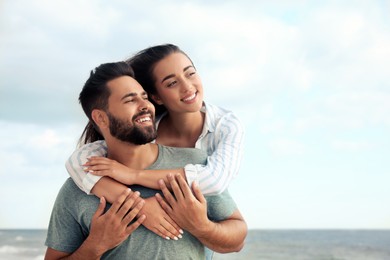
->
[65, 102, 244, 195]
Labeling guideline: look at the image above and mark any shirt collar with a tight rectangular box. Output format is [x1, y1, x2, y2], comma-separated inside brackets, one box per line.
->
[201, 102, 215, 134]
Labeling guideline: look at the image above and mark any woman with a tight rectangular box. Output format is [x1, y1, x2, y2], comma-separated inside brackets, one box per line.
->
[66, 44, 245, 245]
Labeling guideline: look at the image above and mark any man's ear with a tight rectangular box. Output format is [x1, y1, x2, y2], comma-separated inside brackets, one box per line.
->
[91, 109, 108, 129]
[151, 94, 163, 105]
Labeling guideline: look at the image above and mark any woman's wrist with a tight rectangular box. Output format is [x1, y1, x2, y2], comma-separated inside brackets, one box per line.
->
[132, 169, 143, 185]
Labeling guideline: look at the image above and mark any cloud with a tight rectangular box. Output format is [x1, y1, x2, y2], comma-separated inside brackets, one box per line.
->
[331, 140, 376, 152]
[0, 120, 82, 179]
[268, 138, 306, 156]
[2, 0, 389, 128]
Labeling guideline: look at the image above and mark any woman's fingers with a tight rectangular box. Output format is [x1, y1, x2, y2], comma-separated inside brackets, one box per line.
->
[107, 188, 132, 215]
[167, 174, 185, 201]
[175, 174, 192, 198]
[122, 198, 145, 225]
[158, 178, 177, 206]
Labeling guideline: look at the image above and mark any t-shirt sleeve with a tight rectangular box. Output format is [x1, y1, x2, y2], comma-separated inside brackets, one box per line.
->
[65, 140, 108, 194]
[206, 189, 237, 221]
[45, 179, 88, 253]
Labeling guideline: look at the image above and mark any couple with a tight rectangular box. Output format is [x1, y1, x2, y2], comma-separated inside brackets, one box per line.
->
[45, 44, 247, 259]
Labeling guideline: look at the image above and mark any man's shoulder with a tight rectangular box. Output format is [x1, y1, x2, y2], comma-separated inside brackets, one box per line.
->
[206, 189, 237, 222]
[57, 178, 89, 202]
[53, 178, 99, 216]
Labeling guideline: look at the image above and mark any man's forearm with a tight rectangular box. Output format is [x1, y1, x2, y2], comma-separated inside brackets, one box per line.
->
[45, 239, 104, 260]
[191, 210, 247, 253]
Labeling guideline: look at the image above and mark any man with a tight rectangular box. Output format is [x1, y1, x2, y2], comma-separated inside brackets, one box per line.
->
[44, 61, 247, 259]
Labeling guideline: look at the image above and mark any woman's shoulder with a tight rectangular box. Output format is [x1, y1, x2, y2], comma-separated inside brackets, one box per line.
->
[203, 101, 242, 127]
[203, 101, 232, 116]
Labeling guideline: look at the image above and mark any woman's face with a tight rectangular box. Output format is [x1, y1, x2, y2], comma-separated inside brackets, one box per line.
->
[152, 52, 204, 114]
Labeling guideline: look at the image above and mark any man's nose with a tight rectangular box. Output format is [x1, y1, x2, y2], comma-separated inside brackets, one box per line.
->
[139, 99, 150, 111]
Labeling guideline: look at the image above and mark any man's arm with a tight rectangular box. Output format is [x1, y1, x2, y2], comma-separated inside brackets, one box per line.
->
[45, 189, 145, 260]
[155, 174, 247, 253]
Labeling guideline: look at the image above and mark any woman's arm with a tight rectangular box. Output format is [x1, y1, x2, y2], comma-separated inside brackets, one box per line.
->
[65, 140, 108, 194]
[184, 112, 245, 195]
[84, 113, 244, 195]
[83, 156, 186, 189]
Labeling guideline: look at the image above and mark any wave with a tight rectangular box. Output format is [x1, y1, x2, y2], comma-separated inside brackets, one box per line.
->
[0, 245, 41, 254]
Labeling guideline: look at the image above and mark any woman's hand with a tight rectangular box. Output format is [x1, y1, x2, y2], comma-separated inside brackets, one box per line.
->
[140, 197, 183, 240]
[83, 157, 137, 185]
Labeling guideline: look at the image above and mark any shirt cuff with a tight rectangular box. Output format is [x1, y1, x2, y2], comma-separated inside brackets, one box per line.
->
[82, 173, 103, 195]
[184, 164, 198, 187]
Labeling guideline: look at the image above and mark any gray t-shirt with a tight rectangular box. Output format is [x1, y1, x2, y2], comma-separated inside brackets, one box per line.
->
[45, 144, 237, 260]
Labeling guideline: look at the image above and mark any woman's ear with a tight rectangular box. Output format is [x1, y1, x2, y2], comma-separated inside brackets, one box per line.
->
[151, 94, 164, 105]
[91, 109, 108, 129]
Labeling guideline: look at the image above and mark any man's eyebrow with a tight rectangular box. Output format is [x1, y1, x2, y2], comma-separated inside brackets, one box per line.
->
[161, 65, 195, 83]
[121, 91, 148, 101]
[120, 92, 137, 101]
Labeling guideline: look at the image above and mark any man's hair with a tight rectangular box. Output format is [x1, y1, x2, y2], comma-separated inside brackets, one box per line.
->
[78, 61, 135, 144]
[126, 44, 194, 116]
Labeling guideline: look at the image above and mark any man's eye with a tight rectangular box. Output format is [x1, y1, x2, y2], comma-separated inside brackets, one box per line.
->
[125, 100, 134, 103]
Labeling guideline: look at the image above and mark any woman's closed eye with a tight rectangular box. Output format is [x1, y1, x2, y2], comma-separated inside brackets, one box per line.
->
[167, 80, 177, 88]
[188, 71, 196, 77]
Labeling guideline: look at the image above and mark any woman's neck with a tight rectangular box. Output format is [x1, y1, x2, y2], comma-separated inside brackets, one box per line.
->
[156, 111, 205, 148]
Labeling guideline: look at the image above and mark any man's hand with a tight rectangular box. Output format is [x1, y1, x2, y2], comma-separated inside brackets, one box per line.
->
[155, 174, 211, 235]
[140, 197, 183, 240]
[45, 188, 146, 260]
[83, 157, 136, 185]
[87, 188, 146, 256]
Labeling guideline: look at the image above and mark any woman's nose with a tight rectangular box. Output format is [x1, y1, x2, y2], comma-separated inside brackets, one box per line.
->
[181, 79, 193, 92]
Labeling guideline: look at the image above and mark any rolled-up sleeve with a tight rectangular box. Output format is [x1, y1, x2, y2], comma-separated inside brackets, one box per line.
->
[65, 140, 108, 194]
[184, 112, 244, 195]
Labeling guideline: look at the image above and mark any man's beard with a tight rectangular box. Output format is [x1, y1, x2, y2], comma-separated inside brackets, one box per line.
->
[107, 111, 157, 145]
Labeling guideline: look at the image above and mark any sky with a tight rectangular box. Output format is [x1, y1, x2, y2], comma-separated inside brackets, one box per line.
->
[0, 0, 389, 230]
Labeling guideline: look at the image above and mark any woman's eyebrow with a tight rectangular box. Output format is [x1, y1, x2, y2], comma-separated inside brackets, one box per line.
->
[161, 74, 174, 83]
[183, 65, 194, 72]
[161, 65, 195, 83]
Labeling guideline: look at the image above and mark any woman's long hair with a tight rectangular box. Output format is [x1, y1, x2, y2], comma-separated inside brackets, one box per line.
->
[78, 121, 104, 147]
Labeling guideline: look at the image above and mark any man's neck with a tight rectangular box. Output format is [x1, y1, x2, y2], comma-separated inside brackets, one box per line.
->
[105, 139, 158, 170]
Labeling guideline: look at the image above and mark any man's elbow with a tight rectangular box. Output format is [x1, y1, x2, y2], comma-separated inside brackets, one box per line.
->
[232, 242, 245, 252]
[217, 241, 245, 254]
[222, 228, 247, 253]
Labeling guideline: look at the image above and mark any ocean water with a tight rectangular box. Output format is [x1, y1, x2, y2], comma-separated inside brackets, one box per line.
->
[1, 229, 390, 260]
[0, 229, 46, 260]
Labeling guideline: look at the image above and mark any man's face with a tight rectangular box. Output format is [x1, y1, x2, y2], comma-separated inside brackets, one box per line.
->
[105, 76, 157, 145]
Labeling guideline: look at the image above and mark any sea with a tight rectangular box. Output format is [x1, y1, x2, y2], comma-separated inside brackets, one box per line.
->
[1, 229, 389, 260]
